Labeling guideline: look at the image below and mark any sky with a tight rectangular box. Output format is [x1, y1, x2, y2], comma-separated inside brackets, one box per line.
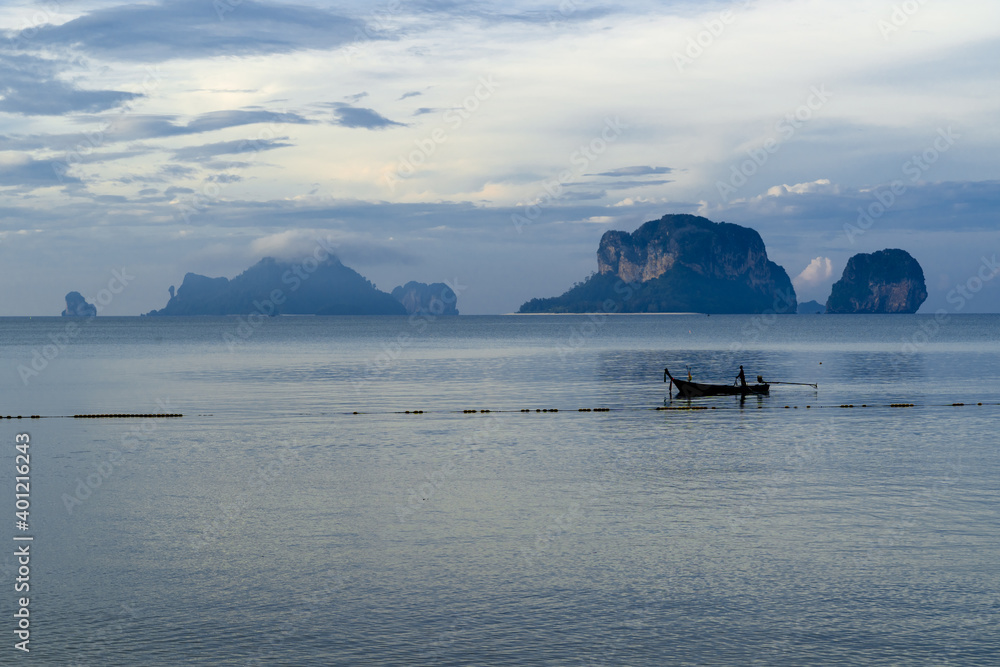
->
[1, 0, 999, 315]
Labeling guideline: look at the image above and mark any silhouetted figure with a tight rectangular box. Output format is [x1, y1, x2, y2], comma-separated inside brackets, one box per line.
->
[736, 365, 747, 389]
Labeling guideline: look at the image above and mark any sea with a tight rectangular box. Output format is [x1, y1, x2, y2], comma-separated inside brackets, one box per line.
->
[0, 314, 998, 665]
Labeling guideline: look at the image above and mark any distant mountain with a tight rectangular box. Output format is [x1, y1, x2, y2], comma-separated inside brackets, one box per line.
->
[391, 281, 459, 316]
[519, 214, 796, 314]
[797, 299, 826, 314]
[826, 249, 927, 314]
[147, 256, 406, 316]
[62, 291, 97, 317]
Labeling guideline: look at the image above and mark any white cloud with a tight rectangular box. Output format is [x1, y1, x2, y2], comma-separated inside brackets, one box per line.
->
[249, 230, 333, 260]
[765, 179, 838, 197]
[793, 257, 834, 289]
[3, 1, 1000, 313]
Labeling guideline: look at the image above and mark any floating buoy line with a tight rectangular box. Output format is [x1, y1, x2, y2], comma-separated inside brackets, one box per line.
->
[5, 403, 995, 420]
[342, 401, 998, 416]
[0, 414, 183, 420]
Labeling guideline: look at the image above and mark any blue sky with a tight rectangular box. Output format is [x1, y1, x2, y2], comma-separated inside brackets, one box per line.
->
[1, 0, 998, 314]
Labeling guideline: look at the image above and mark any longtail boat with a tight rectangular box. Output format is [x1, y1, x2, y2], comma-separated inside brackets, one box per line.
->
[664, 368, 769, 398]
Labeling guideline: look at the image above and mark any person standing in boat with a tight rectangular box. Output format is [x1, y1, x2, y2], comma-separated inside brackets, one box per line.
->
[736, 365, 748, 389]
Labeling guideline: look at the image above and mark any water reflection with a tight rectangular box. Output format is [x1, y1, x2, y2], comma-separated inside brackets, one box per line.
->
[596, 350, 776, 387]
[841, 351, 925, 383]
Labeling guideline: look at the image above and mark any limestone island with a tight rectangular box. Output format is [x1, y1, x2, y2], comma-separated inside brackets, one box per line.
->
[61, 291, 97, 317]
[518, 213, 797, 314]
[147, 256, 406, 316]
[391, 281, 459, 316]
[826, 248, 927, 314]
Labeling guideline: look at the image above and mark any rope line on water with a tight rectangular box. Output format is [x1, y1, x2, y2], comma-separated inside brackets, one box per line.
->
[5, 403, 995, 420]
[0, 414, 183, 419]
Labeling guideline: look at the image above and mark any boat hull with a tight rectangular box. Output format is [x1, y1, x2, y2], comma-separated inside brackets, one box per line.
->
[670, 378, 769, 398]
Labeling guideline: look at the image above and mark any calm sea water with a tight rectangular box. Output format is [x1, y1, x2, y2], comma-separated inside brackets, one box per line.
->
[1, 314, 998, 665]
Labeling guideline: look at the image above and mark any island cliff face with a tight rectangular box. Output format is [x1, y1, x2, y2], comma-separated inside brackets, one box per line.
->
[826, 249, 927, 314]
[519, 214, 796, 314]
[391, 281, 459, 316]
[147, 256, 406, 316]
[62, 291, 97, 317]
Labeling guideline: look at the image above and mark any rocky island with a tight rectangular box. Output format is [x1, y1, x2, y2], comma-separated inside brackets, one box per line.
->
[825, 249, 927, 314]
[519, 214, 797, 314]
[391, 281, 459, 316]
[147, 256, 406, 316]
[61, 291, 97, 317]
[797, 300, 826, 314]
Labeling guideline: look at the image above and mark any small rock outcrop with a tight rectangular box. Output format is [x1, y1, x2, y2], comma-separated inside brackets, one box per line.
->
[797, 300, 826, 314]
[519, 214, 796, 314]
[391, 281, 459, 316]
[61, 291, 97, 317]
[147, 256, 406, 316]
[826, 249, 927, 314]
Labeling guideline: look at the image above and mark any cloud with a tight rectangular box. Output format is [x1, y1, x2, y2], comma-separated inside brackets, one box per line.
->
[594, 166, 673, 177]
[249, 230, 331, 259]
[330, 105, 406, 130]
[207, 174, 243, 184]
[793, 257, 834, 289]
[399, 91, 423, 100]
[0, 110, 313, 153]
[463, 5, 617, 26]
[0, 154, 81, 186]
[708, 179, 1000, 232]
[593, 179, 672, 190]
[247, 229, 417, 266]
[172, 138, 293, 162]
[181, 110, 313, 135]
[0, 53, 139, 116]
[15, 0, 365, 61]
[764, 179, 838, 197]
